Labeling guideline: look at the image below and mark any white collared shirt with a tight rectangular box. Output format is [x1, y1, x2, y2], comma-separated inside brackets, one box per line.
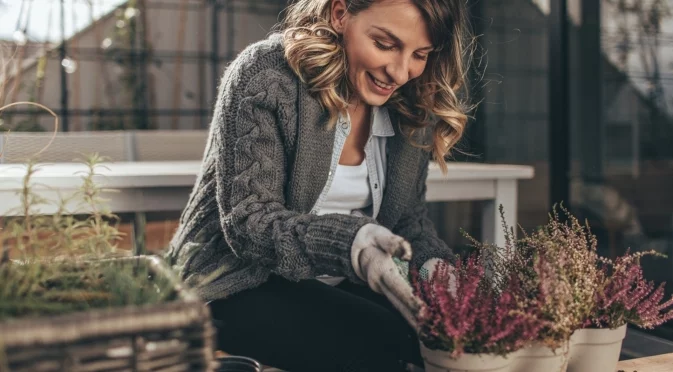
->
[309, 106, 395, 219]
[313, 106, 395, 286]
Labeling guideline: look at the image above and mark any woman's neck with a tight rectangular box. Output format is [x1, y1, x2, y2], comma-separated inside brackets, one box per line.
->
[347, 99, 371, 132]
[338, 98, 372, 166]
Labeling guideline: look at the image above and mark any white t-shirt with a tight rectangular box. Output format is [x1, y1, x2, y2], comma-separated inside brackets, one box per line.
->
[316, 160, 372, 286]
[318, 161, 372, 215]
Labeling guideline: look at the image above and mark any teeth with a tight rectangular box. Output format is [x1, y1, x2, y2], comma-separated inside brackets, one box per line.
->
[371, 75, 393, 90]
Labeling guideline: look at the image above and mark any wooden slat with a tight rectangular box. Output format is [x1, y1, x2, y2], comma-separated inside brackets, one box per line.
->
[615, 353, 673, 372]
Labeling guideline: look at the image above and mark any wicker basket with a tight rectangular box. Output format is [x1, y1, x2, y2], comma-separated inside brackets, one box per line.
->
[0, 255, 216, 372]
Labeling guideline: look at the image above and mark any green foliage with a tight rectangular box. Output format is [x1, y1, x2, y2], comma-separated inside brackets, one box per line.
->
[0, 260, 176, 321]
[0, 153, 177, 322]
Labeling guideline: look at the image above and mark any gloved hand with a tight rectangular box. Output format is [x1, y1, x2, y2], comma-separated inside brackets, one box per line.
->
[351, 224, 421, 330]
[351, 223, 412, 262]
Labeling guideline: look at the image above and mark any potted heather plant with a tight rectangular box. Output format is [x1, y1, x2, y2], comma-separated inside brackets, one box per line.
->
[507, 206, 601, 372]
[567, 249, 673, 372]
[411, 245, 547, 371]
[414, 205, 601, 372]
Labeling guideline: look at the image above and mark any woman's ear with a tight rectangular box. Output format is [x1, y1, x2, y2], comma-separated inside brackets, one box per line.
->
[330, 0, 348, 34]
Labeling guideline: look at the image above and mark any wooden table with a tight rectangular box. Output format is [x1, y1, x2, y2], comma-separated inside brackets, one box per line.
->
[0, 161, 534, 254]
[615, 353, 673, 371]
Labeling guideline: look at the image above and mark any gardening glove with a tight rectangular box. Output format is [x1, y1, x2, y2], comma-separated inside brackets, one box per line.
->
[351, 224, 421, 330]
[351, 223, 413, 262]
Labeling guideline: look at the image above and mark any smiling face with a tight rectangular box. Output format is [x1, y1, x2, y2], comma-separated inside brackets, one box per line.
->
[330, 0, 433, 107]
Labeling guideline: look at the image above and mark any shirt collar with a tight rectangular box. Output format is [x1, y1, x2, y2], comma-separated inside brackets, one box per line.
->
[337, 106, 395, 138]
[371, 106, 395, 137]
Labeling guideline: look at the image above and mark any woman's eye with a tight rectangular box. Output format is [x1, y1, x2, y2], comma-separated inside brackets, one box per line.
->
[374, 40, 395, 51]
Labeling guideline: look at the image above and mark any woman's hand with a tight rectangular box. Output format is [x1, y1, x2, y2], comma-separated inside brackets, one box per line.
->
[351, 224, 421, 329]
[351, 223, 412, 261]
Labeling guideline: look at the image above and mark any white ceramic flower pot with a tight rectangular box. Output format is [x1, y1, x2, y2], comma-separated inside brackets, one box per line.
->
[420, 344, 514, 372]
[509, 342, 569, 372]
[566, 324, 627, 372]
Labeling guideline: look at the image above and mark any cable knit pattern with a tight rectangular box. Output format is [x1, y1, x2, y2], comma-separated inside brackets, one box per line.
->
[225, 68, 387, 281]
[165, 33, 453, 302]
[393, 151, 457, 271]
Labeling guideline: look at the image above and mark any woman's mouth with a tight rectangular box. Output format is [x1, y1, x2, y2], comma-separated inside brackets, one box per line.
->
[367, 72, 395, 95]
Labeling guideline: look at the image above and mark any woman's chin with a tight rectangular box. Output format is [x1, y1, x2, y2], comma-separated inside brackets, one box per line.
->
[357, 90, 391, 107]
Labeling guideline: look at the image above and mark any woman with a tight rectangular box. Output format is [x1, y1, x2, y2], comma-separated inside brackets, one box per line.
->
[167, 0, 472, 370]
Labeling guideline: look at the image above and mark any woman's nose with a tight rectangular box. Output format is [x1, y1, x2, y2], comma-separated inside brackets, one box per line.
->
[385, 55, 411, 86]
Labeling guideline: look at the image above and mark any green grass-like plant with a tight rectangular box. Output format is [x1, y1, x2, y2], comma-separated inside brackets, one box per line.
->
[0, 154, 177, 322]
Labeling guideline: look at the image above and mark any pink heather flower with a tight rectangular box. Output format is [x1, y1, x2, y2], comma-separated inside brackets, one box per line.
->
[590, 251, 673, 329]
[412, 255, 546, 357]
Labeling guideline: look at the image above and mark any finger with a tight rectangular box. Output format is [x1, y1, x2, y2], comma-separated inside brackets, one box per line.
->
[380, 268, 422, 313]
[399, 240, 412, 261]
[366, 269, 384, 294]
[361, 249, 385, 293]
[380, 284, 419, 332]
[374, 234, 412, 261]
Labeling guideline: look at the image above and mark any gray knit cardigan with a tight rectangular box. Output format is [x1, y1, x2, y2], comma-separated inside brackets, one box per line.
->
[165, 33, 454, 302]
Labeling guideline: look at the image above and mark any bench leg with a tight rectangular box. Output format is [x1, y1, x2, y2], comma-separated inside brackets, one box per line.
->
[482, 179, 518, 249]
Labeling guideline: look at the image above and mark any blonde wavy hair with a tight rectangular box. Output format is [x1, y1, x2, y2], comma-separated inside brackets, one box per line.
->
[279, 0, 475, 173]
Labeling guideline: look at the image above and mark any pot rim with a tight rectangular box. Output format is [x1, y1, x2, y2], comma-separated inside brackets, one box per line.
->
[569, 323, 628, 345]
[420, 344, 515, 370]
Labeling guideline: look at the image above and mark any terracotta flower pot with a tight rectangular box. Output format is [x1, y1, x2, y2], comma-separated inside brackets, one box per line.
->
[566, 324, 627, 372]
[420, 344, 514, 372]
[509, 342, 569, 372]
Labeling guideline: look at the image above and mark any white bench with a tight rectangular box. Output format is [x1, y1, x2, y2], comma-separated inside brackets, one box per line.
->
[0, 159, 534, 254]
[0, 130, 210, 253]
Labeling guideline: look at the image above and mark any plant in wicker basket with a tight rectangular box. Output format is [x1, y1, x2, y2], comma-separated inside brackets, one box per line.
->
[0, 155, 154, 318]
[0, 147, 215, 371]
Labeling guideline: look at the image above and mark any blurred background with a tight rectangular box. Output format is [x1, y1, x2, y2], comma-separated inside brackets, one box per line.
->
[1, 0, 672, 357]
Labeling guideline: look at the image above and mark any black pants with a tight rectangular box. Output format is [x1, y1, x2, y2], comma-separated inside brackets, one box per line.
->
[208, 275, 423, 372]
